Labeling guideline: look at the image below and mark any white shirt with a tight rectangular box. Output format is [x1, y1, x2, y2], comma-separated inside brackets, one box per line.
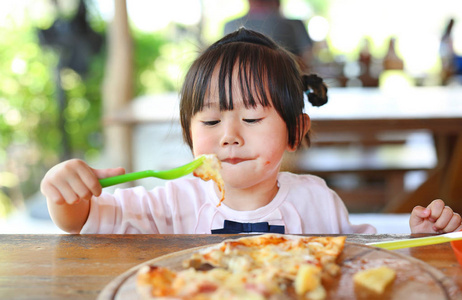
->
[81, 172, 376, 234]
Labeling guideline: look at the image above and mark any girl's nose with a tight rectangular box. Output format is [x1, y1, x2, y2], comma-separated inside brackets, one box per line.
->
[220, 123, 244, 147]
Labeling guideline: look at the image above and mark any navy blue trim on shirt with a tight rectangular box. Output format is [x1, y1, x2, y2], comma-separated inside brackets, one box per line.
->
[211, 220, 285, 234]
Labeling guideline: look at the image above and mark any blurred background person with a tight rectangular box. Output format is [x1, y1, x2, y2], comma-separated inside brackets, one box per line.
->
[224, 0, 313, 70]
[439, 18, 459, 85]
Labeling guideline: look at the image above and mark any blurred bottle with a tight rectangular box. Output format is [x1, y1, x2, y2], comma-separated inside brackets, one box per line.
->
[357, 38, 379, 87]
[380, 37, 414, 89]
[359, 38, 372, 71]
[383, 37, 404, 71]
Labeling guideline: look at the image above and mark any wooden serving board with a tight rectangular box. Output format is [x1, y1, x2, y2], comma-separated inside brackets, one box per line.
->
[99, 242, 462, 300]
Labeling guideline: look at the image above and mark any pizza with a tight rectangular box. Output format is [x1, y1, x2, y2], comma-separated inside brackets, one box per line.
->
[136, 234, 347, 299]
[193, 154, 225, 206]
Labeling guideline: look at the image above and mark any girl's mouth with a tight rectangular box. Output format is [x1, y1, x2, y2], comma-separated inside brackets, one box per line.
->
[222, 157, 249, 165]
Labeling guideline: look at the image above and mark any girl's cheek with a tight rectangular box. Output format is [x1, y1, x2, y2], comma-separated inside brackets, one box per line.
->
[191, 130, 216, 155]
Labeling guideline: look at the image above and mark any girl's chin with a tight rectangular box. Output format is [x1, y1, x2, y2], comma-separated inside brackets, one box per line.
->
[221, 165, 272, 185]
[222, 173, 278, 191]
[222, 177, 258, 190]
[221, 167, 253, 183]
[221, 162, 254, 175]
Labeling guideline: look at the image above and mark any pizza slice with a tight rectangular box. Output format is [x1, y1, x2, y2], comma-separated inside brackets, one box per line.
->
[137, 234, 346, 299]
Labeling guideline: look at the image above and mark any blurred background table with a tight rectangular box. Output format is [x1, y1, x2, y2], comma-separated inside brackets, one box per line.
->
[105, 87, 462, 213]
[295, 87, 462, 213]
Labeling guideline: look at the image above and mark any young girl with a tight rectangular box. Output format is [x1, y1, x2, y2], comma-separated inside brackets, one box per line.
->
[41, 28, 462, 235]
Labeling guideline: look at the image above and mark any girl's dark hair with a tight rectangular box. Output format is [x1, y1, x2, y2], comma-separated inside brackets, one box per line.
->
[180, 27, 327, 150]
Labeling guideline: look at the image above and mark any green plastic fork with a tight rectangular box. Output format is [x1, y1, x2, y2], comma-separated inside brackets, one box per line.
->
[99, 156, 206, 188]
[367, 231, 462, 250]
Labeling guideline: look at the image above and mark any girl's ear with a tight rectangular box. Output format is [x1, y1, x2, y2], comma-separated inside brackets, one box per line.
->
[287, 113, 311, 152]
[300, 113, 311, 137]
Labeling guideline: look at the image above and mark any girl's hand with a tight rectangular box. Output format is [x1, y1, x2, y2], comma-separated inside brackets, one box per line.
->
[410, 199, 462, 233]
[41, 159, 125, 205]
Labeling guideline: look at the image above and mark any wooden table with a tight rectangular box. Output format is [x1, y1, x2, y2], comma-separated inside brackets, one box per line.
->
[104, 87, 462, 213]
[1, 234, 462, 299]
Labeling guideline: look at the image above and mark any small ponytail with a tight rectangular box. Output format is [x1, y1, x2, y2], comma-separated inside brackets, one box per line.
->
[302, 74, 328, 107]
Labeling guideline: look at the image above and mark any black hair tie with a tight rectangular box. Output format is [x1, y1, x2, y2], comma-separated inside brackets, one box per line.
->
[303, 74, 328, 107]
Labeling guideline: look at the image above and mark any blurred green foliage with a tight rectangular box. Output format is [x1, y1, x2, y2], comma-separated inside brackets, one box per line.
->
[0, 14, 171, 217]
[0, 21, 59, 216]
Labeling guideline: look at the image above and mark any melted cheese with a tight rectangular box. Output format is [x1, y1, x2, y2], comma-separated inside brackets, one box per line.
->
[193, 154, 225, 206]
[139, 234, 347, 299]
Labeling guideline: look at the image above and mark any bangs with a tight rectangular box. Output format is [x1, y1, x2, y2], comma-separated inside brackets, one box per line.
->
[191, 42, 277, 114]
[217, 43, 273, 110]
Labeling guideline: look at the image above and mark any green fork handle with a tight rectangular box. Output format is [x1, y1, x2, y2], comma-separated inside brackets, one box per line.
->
[99, 170, 161, 187]
[99, 156, 206, 188]
[367, 231, 462, 250]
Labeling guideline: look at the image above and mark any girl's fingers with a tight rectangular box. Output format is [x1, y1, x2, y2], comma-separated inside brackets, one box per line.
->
[42, 159, 125, 206]
[427, 199, 445, 222]
[57, 181, 80, 205]
[410, 200, 462, 234]
[42, 184, 65, 205]
[432, 206, 452, 231]
[454, 222, 462, 232]
[77, 165, 102, 197]
[409, 206, 429, 227]
[68, 176, 94, 202]
[93, 167, 126, 180]
[440, 212, 462, 233]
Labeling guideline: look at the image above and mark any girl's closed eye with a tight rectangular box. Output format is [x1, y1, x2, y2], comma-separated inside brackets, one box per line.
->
[202, 120, 220, 126]
[243, 118, 263, 124]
